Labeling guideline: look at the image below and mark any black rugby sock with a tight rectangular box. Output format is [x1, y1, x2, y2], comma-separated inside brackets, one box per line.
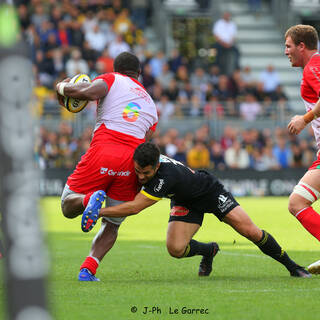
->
[182, 239, 213, 258]
[255, 230, 297, 271]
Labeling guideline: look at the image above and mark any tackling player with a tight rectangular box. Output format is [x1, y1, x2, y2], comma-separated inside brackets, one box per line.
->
[56, 52, 158, 281]
[82, 142, 311, 278]
[285, 25, 320, 274]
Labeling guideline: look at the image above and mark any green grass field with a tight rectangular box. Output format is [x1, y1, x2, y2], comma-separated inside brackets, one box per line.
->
[1, 196, 320, 320]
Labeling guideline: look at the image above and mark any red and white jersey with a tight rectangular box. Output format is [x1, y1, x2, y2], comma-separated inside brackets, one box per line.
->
[93, 72, 158, 139]
[301, 53, 320, 149]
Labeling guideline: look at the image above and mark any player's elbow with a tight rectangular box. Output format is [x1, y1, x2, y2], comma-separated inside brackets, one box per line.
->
[129, 206, 142, 215]
[82, 90, 100, 101]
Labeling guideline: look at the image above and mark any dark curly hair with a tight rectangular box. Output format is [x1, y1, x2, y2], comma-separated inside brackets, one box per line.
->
[133, 142, 160, 168]
[113, 52, 141, 77]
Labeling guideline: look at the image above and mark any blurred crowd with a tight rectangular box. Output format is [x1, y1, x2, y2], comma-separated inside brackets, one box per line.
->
[19, 0, 290, 121]
[19, 0, 306, 171]
[37, 122, 316, 170]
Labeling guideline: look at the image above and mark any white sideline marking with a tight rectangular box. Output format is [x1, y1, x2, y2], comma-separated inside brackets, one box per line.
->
[224, 288, 319, 293]
[221, 251, 268, 259]
[137, 245, 159, 249]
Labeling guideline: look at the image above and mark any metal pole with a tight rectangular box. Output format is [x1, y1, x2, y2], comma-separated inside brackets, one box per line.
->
[0, 2, 51, 319]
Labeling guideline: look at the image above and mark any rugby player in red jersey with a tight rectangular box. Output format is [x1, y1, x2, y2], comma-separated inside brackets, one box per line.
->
[285, 25, 320, 274]
[81, 142, 310, 278]
[56, 52, 158, 281]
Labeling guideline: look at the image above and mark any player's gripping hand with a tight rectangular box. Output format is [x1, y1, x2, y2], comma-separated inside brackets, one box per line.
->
[288, 115, 306, 135]
[55, 78, 70, 106]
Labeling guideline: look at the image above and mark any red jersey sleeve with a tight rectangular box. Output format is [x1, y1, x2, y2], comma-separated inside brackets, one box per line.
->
[93, 73, 115, 90]
[304, 64, 320, 101]
[149, 121, 158, 132]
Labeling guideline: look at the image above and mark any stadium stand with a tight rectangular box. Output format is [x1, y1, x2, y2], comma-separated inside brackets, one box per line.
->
[19, 0, 319, 171]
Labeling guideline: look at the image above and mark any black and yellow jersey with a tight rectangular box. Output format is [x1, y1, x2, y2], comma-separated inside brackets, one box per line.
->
[141, 155, 217, 203]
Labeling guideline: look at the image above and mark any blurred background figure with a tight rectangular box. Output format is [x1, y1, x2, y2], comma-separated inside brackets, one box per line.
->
[65, 48, 89, 78]
[212, 11, 240, 75]
[259, 64, 280, 96]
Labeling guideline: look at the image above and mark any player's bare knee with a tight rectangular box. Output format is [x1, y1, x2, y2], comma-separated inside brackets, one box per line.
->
[61, 201, 80, 219]
[61, 205, 76, 219]
[166, 243, 185, 258]
[288, 196, 301, 216]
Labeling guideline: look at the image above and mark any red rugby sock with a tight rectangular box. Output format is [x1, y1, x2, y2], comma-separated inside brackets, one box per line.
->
[80, 256, 99, 275]
[82, 191, 94, 208]
[296, 207, 320, 241]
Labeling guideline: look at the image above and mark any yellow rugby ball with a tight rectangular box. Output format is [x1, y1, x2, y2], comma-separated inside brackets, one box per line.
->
[64, 74, 91, 113]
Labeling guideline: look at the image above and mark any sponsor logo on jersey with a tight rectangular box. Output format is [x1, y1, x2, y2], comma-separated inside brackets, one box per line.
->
[154, 179, 164, 192]
[100, 167, 108, 174]
[170, 206, 189, 216]
[218, 194, 228, 205]
[122, 102, 141, 122]
[100, 167, 130, 176]
[217, 194, 234, 213]
[130, 87, 151, 103]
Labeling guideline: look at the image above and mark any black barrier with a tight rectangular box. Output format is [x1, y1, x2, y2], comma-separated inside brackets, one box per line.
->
[214, 168, 306, 196]
[41, 168, 307, 197]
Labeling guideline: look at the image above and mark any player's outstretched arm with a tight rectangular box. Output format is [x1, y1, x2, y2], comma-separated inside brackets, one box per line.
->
[56, 79, 108, 101]
[99, 192, 158, 218]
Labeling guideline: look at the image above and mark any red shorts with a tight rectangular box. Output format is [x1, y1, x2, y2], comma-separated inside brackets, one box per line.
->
[67, 124, 144, 201]
[308, 152, 320, 170]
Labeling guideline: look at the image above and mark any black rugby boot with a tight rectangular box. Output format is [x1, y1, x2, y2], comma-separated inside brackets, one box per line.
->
[198, 242, 220, 276]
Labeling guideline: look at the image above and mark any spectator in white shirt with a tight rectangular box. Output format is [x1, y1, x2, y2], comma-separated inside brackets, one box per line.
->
[65, 49, 89, 78]
[108, 34, 131, 59]
[225, 140, 250, 169]
[212, 11, 240, 75]
[239, 93, 262, 121]
[82, 11, 98, 35]
[259, 64, 280, 94]
[85, 24, 108, 53]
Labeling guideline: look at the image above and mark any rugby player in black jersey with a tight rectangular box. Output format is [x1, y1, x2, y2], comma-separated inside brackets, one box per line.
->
[82, 142, 310, 278]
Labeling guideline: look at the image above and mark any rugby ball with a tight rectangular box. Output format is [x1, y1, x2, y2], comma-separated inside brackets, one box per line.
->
[64, 74, 91, 113]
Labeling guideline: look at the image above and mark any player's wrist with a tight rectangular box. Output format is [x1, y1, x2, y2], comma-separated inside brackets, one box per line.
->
[303, 110, 317, 124]
[57, 82, 67, 96]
